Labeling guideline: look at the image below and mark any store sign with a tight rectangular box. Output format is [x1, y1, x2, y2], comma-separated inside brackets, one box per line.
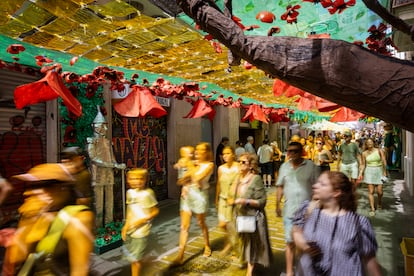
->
[156, 96, 170, 107]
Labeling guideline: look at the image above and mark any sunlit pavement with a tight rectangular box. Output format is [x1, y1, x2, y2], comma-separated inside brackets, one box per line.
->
[98, 167, 414, 275]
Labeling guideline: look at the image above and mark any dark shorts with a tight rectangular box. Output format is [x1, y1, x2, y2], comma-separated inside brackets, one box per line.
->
[261, 162, 273, 175]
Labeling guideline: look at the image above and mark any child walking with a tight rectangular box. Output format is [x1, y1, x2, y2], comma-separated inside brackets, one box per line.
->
[121, 168, 159, 276]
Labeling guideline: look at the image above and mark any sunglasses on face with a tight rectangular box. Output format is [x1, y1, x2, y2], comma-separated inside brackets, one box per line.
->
[316, 142, 322, 145]
[287, 149, 300, 153]
[239, 160, 248, 164]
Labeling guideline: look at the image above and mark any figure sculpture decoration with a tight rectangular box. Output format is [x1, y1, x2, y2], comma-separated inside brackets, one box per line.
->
[87, 106, 125, 228]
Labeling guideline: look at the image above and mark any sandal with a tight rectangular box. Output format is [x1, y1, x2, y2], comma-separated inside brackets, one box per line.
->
[369, 211, 375, 217]
[203, 246, 212, 257]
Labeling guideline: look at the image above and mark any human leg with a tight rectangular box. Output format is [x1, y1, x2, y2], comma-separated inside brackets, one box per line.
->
[131, 261, 141, 276]
[377, 185, 383, 209]
[285, 242, 295, 276]
[368, 184, 376, 214]
[174, 210, 192, 264]
[246, 262, 254, 276]
[196, 213, 211, 256]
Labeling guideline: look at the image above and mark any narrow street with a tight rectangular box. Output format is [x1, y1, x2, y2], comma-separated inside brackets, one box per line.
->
[97, 169, 414, 275]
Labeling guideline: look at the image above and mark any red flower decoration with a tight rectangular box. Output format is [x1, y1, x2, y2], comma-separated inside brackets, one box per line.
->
[267, 26, 281, 36]
[256, 11, 276, 23]
[35, 56, 53, 67]
[326, 0, 356, 14]
[366, 23, 387, 43]
[281, 5, 301, 24]
[86, 83, 98, 99]
[6, 44, 25, 54]
[70, 56, 78, 66]
[63, 125, 76, 143]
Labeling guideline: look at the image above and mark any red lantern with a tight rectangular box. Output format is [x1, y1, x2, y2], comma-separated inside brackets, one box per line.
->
[256, 11, 276, 23]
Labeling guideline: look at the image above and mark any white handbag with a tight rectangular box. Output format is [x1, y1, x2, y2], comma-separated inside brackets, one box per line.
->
[236, 215, 257, 233]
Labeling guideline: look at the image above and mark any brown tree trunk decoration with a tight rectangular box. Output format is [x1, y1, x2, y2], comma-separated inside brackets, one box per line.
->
[176, 0, 414, 132]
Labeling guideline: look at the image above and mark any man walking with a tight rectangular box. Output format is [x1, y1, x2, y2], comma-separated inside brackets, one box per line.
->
[276, 141, 317, 276]
[257, 139, 273, 188]
[337, 130, 361, 188]
[244, 136, 255, 154]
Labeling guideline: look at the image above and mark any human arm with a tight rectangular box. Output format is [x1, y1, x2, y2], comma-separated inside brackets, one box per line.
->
[379, 149, 387, 176]
[234, 175, 266, 209]
[359, 151, 366, 179]
[0, 177, 12, 205]
[276, 185, 283, 217]
[215, 166, 222, 205]
[363, 256, 382, 276]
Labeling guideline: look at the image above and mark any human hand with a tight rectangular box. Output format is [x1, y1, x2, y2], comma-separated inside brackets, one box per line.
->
[121, 227, 127, 241]
[276, 207, 282, 217]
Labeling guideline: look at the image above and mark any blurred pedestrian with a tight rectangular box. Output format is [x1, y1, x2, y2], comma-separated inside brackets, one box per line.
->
[276, 141, 317, 276]
[216, 137, 229, 167]
[271, 141, 283, 183]
[337, 130, 361, 188]
[121, 168, 159, 276]
[312, 138, 333, 175]
[257, 139, 273, 188]
[232, 153, 271, 275]
[0, 174, 12, 205]
[61, 146, 93, 207]
[215, 146, 239, 257]
[172, 142, 214, 265]
[359, 138, 387, 217]
[2, 163, 94, 276]
[173, 145, 195, 200]
[292, 171, 381, 276]
[244, 136, 256, 154]
[235, 140, 246, 161]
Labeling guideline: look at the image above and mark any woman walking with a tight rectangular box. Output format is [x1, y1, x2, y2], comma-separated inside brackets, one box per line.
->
[359, 138, 387, 216]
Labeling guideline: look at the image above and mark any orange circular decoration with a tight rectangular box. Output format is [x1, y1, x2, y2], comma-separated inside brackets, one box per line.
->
[256, 11, 276, 23]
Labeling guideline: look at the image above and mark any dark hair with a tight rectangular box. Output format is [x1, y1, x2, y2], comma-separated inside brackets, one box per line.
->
[263, 139, 269, 144]
[221, 137, 229, 143]
[323, 171, 357, 212]
[236, 140, 242, 146]
[288, 141, 303, 151]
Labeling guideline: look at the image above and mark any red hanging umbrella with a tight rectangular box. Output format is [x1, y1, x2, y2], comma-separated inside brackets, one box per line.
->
[114, 86, 167, 118]
[330, 107, 364, 122]
[14, 70, 82, 117]
[242, 104, 269, 123]
[183, 98, 216, 121]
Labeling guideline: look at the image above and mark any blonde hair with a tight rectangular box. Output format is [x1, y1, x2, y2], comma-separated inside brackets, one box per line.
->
[127, 168, 148, 180]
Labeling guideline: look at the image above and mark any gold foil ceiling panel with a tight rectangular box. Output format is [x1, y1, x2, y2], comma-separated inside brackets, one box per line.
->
[44, 37, 78, 51]
[15, 3, 55, 27]
[0, 20, 32, 38]
[22, 31, 55, 46]
[34, 0, 81, 17]
[83, 48, 113, 61]
[121, 32, 161, 46]
[66, 43, 98, 56]
[0, 0, 26, 25]
[40, 18, 79, 35]
[87, 0, 138, 19]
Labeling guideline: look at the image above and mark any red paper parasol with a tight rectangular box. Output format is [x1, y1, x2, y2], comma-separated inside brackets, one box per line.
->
[330, 107, 364, 122]
[242, 104, 269, 123]
[113, 86, 167, 118]
[183, 98, 216, 121]
[14, 70, 82, 117]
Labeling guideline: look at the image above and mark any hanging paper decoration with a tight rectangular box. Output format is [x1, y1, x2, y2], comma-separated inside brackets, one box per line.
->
[330, 107, 364, 122]
[242, 104, 269, 123]
[183, 98, 216, 121]
[256, 11, 276, 23]
[281, 5, 301, 24]
[6, 44, 25, 54]
[113, 86, 167, 118]
[14, 68, 82, 117]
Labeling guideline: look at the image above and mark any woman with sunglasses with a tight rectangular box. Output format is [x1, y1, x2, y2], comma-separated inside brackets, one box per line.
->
[312, 137, 334, 175]
[231, 152, 272, 275]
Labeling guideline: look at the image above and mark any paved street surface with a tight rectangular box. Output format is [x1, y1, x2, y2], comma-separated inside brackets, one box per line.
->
[98, 170, 414, 275]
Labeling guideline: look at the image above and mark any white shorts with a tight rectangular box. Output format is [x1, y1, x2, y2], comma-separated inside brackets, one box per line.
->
[340, 162, 359, 180]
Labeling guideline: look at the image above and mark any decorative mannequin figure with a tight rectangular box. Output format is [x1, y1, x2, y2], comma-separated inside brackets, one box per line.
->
[87, 106, 125, 228]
